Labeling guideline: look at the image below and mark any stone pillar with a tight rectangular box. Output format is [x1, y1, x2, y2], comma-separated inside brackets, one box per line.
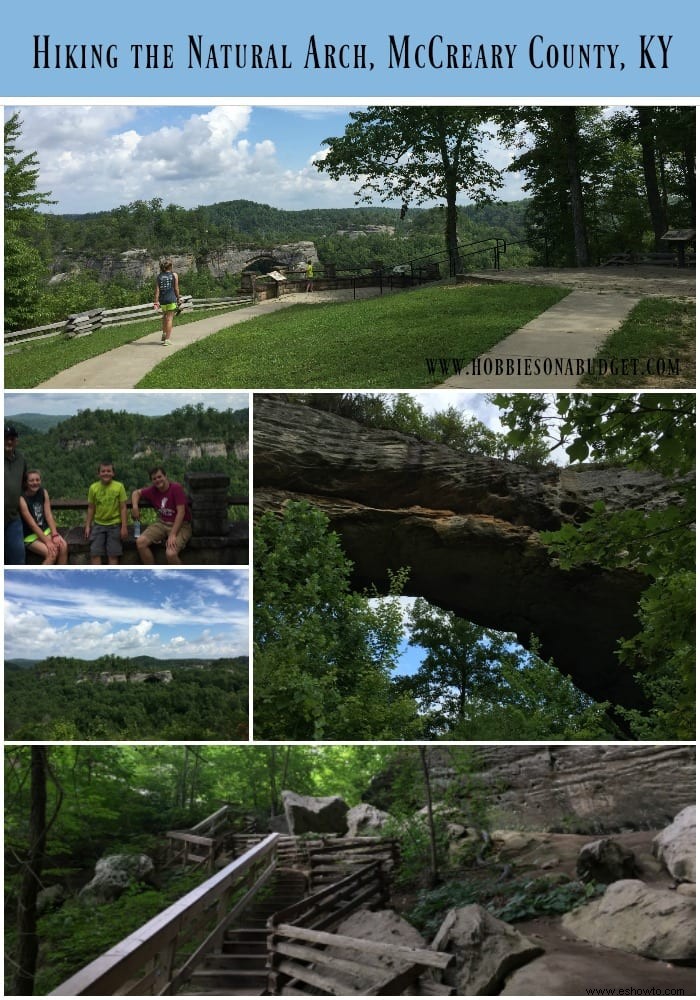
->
[185, 472, 231, 537]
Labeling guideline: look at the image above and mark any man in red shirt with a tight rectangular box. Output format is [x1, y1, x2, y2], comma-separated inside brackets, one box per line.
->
[131, 466, 192, 565]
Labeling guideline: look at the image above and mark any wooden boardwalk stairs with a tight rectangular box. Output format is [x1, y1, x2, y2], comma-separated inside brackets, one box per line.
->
[51, 828, 455, 996]
[187, 866, 309, 995]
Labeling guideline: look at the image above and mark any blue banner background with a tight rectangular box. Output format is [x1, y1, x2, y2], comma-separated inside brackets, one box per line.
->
[1, 0, 697, 98]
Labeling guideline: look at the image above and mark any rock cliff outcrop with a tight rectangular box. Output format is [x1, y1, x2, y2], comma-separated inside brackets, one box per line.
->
[364, 745, 695, 833]
[51, 242, 318, 284]
[253, 397, 687, 713]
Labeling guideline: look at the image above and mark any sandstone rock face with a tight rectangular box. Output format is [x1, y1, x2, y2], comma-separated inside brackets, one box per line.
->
[432, 905, 543, 995]
[561, 879, 696, 961]
[281, 790, 349, 835]
[345, 802, 391, 838]
[653, 805, 696, 883]
[132, 438, 231, 463]
[52, 242, 318, 284]
[576, 837, 638, 883]
[253, 398, 687, 711]
[79, 853, 155, 905]
[364, 746, 695, 833]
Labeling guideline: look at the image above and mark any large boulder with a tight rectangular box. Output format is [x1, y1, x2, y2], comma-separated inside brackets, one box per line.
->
[502, 948, 696, 996]
[345, 802, 390, 837]
[37, 884, 67, 916]
[326, 909, 432, 992]
[562, 879, 695, 961]
[268, 812, 291, 833]
[78, 853, 155, 906]
[432, 905, 543, 995]
[281, 790, 348, 835]
[576, 837, 638, 883]
[653, 805, 696, 883]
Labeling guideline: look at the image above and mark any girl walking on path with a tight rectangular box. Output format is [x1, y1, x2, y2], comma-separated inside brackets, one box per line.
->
[154, 259, 181, 345]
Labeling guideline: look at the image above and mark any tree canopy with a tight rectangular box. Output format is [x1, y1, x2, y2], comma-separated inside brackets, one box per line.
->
[317, 107, 503, 267]
[253, 501, 418, 739]
[4, 113, 54, 330]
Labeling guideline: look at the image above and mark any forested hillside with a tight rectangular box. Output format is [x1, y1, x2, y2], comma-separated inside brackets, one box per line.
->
[10, 404, 248, 506]
[41, 199, 528, 258]
[4, 655, 248, 740]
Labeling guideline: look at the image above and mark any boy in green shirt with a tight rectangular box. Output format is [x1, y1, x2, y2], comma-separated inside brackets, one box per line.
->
[85, 461, 128, 565]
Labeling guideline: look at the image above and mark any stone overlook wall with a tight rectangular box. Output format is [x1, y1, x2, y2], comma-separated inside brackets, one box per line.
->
[253, 397, 688, 713]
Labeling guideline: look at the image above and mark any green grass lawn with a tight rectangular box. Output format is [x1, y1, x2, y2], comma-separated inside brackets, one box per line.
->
[580, 297, 695, 388]
[4, 308, 237, 388]
[137, 284, 570, 388]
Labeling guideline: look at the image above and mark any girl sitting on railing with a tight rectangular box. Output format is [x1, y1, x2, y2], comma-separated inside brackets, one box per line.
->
[19, 469, 69, 565]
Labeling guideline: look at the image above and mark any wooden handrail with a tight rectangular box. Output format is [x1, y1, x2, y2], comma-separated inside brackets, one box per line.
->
[272, 923, 453, 970]
[189, 802, 233, 834]
[267, 912, 453, 995]
[50, 833, 279, 996]
[43, 496, 248, 512]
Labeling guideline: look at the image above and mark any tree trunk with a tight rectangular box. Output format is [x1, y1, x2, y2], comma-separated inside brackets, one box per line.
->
[419, 747, 439, 888]
[444, 172, 460, 275]
[561, 109, 590, 266]
[636, 107, 667, 247]
[15, 747, 48, 995]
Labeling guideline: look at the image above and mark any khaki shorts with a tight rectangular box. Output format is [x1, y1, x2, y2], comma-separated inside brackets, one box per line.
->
[140, 520, 192, 551]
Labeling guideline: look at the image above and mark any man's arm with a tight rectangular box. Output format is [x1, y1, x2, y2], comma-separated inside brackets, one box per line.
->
[131, 487, 144, 520]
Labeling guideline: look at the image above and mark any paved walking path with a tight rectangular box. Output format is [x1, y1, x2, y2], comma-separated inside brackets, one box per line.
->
[38, 296, 306, 389]
[440, 266, 695, 389]
[38, 287, 393, 389]
[441, 288, 640, 388]
[35, 267, 694, 390]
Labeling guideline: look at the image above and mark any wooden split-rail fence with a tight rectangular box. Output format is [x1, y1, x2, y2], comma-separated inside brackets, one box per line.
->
[4, 294, 252, 348]
[51, 830, 454, 996]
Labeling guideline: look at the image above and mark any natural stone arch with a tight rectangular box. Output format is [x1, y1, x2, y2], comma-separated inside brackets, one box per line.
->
[243, 254, 282, 274]
[253, 397, 685, 714]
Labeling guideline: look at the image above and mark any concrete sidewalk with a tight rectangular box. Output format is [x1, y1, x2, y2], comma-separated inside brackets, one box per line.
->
[37, 297, 306, 389]
[440, 288, 641, 389]
[37, 285, 398, 389]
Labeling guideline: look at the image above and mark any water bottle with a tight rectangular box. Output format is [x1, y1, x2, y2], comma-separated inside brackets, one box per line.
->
[133, 520, 141, 538]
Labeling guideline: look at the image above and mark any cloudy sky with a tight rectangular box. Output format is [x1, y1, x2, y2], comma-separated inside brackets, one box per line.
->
[4, 390, 248, 419]
[4, 568, 249, 661]
[6, 105, 525, 215]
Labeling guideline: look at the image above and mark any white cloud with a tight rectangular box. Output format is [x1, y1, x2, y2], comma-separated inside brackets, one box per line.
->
[7, 105, 525, 215]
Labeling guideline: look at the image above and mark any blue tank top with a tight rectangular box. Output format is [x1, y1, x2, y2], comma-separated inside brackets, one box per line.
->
[158, 272, 177, 304]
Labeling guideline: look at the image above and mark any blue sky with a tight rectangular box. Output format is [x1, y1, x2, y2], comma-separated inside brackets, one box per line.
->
[4, 391, 248, 419]
[6, 105, 526, 214]
[4, 568, 249, 661]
